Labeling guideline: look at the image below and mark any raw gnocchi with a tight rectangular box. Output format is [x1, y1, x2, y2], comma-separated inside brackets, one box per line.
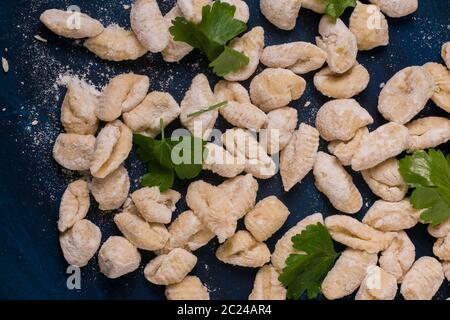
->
[250, 68, 306, 112]
[349, 2, 389, 51]
[244, 196, 290, 242]
[123, 91, 181, 137]
[325, 215, 396, 253]
[428, 217, 450, 238]
[423, 62, 450, 114]
[433, 234, 450, 261]
[219, 101, 267, 131]
[224, 27, 265, 82]
[315, 99, 373, 142]
[368, 0, 418, 18]
[97, 73, 149, 122]
[363, 199, 421, 232]
[406, 117, 450, 152]
[378, 66, 435, 124]
[40, 9, 104, 39]
[313, 152, 363, 214]
[165, 276, 210, 300]
[313, 64, 370, 99]
[144, 248, 197, 285]
[216, 231, 271, 268]
[400, 256, 444, 300]
[90, 120, 133, 178]
[53, 133, 96, 171]
[442, 42, 450, 70]
[379, 231, 415, 282]
[280, 123, 319, 192]
[248, 265, 286, 300]
[355, 266, 397, 300]
[58, 180, 90, 233]
[218, 174, 258, 219]
[131, 187, 180, 224]
[328, 127, 368, 166]
[260, 42, 327, 74]
[90, 166, 130, 211]
[130, 0, 169, 53]
[222, 0, 250, 22]
[202, 143, 245, 178]
[162, 5, 193, 63]
[98, 236, 141, 279]
[84, 25, 147, 61]
[321, 248, 378, 300]
[316, 16, 358, 74]
[214, 80, 251, 103]
[177, 0, 211, 23]
[260, 107, 298, 155]
[361, 158, 408, 202]
[59, 219, 101, 267]
[259, 0, 302, 31]
[301, 0, 326, 13]
[351, 122, 409, 171]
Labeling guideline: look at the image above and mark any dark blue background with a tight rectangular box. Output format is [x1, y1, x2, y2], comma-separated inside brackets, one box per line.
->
[0, 0, 449, 300]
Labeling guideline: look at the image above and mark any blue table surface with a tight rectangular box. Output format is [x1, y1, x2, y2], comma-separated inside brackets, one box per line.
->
[0, 0, 449, 300]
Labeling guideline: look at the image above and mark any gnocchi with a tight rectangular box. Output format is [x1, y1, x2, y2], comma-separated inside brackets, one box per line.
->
[218, 174, 258, 219]
[202, 143, 245, 178]
[361, 158, 408, 202]
[260, 107, 298, 155]
[406, 117, 450, 152]
[378, 66, 435, 124]
[328, 127, 368, 166]
[349, 2, 389, 51]
[224, 27, 265, 82]
[130, 0, 169, 53]
[177, 0, 211, 23]
[301, 0, 326, 13]
[351, 122, 409, 171]
[97, 73, 149, 122]
[271, 213, 324, 272]
[84, 25, 148, 61]
[428, 217, 450, 238]
[98, 236, 141, 279]
[58, 180, 90, 233]
[123, 91, 181, 137]
[442, 42, 450, 70]
[53, 133, 96, 171]
[59, 219, 101, 267]
[355, 266, 397, 300]
[219, 101, 267, 131]
[248, 265, 286, 300]
[216, 231, 271, 268]
[363, 199, 421, 232]
[379, 231, 416, 282]
[162, 5, 193, 63]
[244, 196, 290, 242]
[131, 187, 181, 224]
[250, 68, 306, 112]
[90, 120, 133, 178]
[368, 0, 418, 18]
[144, 248, 197, 285]
[40, 9, 104, 39]
[260, 42, 327, 75]
[313, 152, 363, 214]
[321, 248, 378, 300]
[325, 215, 396, 253]
[222, 0, 250, 22]
[423, 62, 450, 114]
[259, 0, 302, 31]
[280, 123, 320, 192]
[443, 261, 450, 282]
[165, 276, 210, 300]
[316, 16, 358, 74]
[400, 256, 444, 300]
[90, 166, 130, 211]
[315, 99, 373, 142]
[214, 80, 251, 103]
[433, 234, 450, 261]
[313, 64, 370, 99]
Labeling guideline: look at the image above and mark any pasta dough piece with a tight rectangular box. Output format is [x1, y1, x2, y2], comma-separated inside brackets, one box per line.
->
[131, 187, 180, 224]
[355, 266, 397, 300]
[98, 236, 141, 279]
[442, 42, 450, 70]
[315, 99, 373, 142]
[144, 248, 197, 285]
[351, 122, 409, 171]
[248, 265, 286, 300]
[363, 199, 421, 231]
[443, 261, 450, 282]
[218, 174, 258, 219]
[53, 133, 96, 171]
[400, 257, 444, 300]
[361, 158, 408, 202]
[177, 0, 211, 23]
[162, 5, 193, 63]
[280, 123, 319, 192]
[214, 80, 251, 103]
[433, 234, 450, 261]
[379, 231, 415, 282]
[313, 152, 363, 214]
[222, 0, 249, 22]
[260, 107, 298, 155]
[325, 215, 396, 253]
[428, 217, 450, 238]
[271, 213, 324, 272]
[219, 101, 267, 131]
[368, 0, 418, 18]
[328, 127, 368, 166]
[259, 0, 302, 31]
[216, 231, 271, 268]
[301, 0, 326, 13]
[90, 166, 130, 211]
[378, 66, 435, 124]
[406, 117, 450, 152]
[423, 62, 450, 114]
[244, 196, 290, 242]
[202, 143, 245, 178]
[58, 180, 90, 232]
[322, 248, 378, 300]
[165, 276, 210, 300]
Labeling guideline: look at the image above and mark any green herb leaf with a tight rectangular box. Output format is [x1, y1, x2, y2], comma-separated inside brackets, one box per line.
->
[141, 161, 174, 192]
[399, 149, 450, 225]
[187, 101, 228, 118]
[169, 1, 248, 76]
[279, 223, 340, 300]
[324, 0, 356, 20]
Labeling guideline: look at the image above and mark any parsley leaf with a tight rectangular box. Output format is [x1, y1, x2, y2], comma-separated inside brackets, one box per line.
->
[321, 0, 356, 20]
[187, 101, 228, 118]
[279, 223, 340, 300]
[399, 149, 450, 225]
[169, 1, 249, 76]
[133, 120, 207, 192]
